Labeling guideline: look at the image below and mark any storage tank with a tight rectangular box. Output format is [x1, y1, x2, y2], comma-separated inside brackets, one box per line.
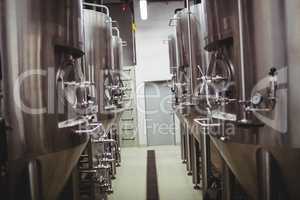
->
[111, 27, 125, 109]
[0, 0, 88, 199]
[199, 0, 300, 199]
[83, 7, 115, 122]
[173, 9, 200, 105]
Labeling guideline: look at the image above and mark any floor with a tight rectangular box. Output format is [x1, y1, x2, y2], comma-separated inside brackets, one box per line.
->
[108, 146, 201, 200]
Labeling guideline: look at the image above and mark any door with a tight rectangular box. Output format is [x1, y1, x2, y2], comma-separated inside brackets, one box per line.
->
[145, 81, 175, 146]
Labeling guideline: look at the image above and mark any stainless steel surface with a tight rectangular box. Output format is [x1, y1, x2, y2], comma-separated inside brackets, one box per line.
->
[0, 0, 84, 162]
[191, 136, 201, 189]
[171, 0, 300, 199]
[186, 123, 192, 174]
[237, 0, 246, 106]
[0, 0, 88, 199]
[28, 160, 41, 200]
[112, 29, 123, 72]
[83, 8, 114, 117]
[209, 0, 300, 197]
[112, 30, 124, 103]
[174, 10, 193, 104]
[185, 0, 194, 103]
[168, 34, 177, 75]
[77, 122, 117, 199]
[180, 123, 187, 162]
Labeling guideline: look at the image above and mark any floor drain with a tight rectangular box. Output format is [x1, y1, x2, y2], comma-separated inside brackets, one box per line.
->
[146, 150, 159, 200]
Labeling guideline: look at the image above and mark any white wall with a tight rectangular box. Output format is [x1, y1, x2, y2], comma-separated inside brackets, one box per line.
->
[134, 0, 183, 146]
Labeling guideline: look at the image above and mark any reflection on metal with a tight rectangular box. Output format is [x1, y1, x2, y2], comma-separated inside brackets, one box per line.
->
[79, 3, 125, 199]
[83, 8, 114, 115]
[0, 0, 125, 199]
[27, 160, 41, 200]
[169, 0, 300, 199]
[0, 0, 88, 199]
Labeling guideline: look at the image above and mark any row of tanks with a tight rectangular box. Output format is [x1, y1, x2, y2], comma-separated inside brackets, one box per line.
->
[168, 0, 300, 199]
[0, 0, 125, 199]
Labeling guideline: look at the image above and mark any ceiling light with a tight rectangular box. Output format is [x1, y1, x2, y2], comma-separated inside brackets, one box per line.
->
[140, 0, 148, 20]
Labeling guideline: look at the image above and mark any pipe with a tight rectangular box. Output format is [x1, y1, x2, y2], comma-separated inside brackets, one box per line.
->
[238, 0, 247, 119]
[185, 0, 194, 103]
[83, 2, 110, 16]
[28, 160, 41, 200]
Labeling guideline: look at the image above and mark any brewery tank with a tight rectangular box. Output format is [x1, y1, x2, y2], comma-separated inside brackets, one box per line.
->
[83, 8, 114, 120]
[174, 5, 216, 105]
[203, 0, 300, 148]
[0, 0, 87, 199]
[112, 29, 125, 108]
[176, 9, 198, 98]
[197, 0, 300, 199]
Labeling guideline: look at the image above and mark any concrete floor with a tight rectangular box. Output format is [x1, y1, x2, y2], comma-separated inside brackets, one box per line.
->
[108, 146, 201, 200]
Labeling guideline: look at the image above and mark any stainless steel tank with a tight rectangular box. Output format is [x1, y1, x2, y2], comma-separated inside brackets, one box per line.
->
[0, 0, 88, 199]
[174, 9, 201, 104]
[201, 0, 235, 50]
[83, 8, 114, 121]
[111, 30, 125, 109]
[174, 4, 230, 112]
[168, 33, 179, 107]
[172, 0, 300, 199]
[198, 0, 300, 199]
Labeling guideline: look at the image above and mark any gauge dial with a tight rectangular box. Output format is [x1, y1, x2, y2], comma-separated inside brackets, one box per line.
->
[251, 93, 263, 105]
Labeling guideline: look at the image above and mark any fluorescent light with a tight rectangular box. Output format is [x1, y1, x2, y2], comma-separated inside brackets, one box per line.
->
[140, 0, 148, 20]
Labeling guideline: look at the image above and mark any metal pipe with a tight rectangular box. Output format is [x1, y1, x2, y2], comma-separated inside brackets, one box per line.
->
[83, 2, 110, 16]
[28, 160, 41, 200]
[75, 123, 102, 134]
[238, 0, 247, 119]
[201, 133, 211, 193]
[185, 0, 194, 103]
[257, 149, 272, 200]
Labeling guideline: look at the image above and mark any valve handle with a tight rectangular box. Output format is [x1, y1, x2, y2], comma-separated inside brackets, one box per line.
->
[269, 67, 277, 76]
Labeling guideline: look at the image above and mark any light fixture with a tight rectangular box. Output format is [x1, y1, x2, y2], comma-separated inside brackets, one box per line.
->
[140, 0, 148, 20]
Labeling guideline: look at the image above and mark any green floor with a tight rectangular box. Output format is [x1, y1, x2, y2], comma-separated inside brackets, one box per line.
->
[108, 146, 201, 200]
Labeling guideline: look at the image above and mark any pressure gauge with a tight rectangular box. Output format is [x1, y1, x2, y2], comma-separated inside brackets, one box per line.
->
[251, 93, 263, 105]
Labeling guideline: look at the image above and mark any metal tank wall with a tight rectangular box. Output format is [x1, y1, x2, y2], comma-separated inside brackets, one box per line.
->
[174, 9, 201, 104]
[170, 0, 300, 199]
[0, 0, 85, 161]
[168, 34, 177, 76]
[230, 0, 287, 146]
[286, 0, 300, 147]
[112, 33, 124, 73]
[83, 8, 114, 120]
[204, 0, 300, 198]
[111, 31, 125, 109]
[206, 0, 299, 147]
[0, 0, 88, 199]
